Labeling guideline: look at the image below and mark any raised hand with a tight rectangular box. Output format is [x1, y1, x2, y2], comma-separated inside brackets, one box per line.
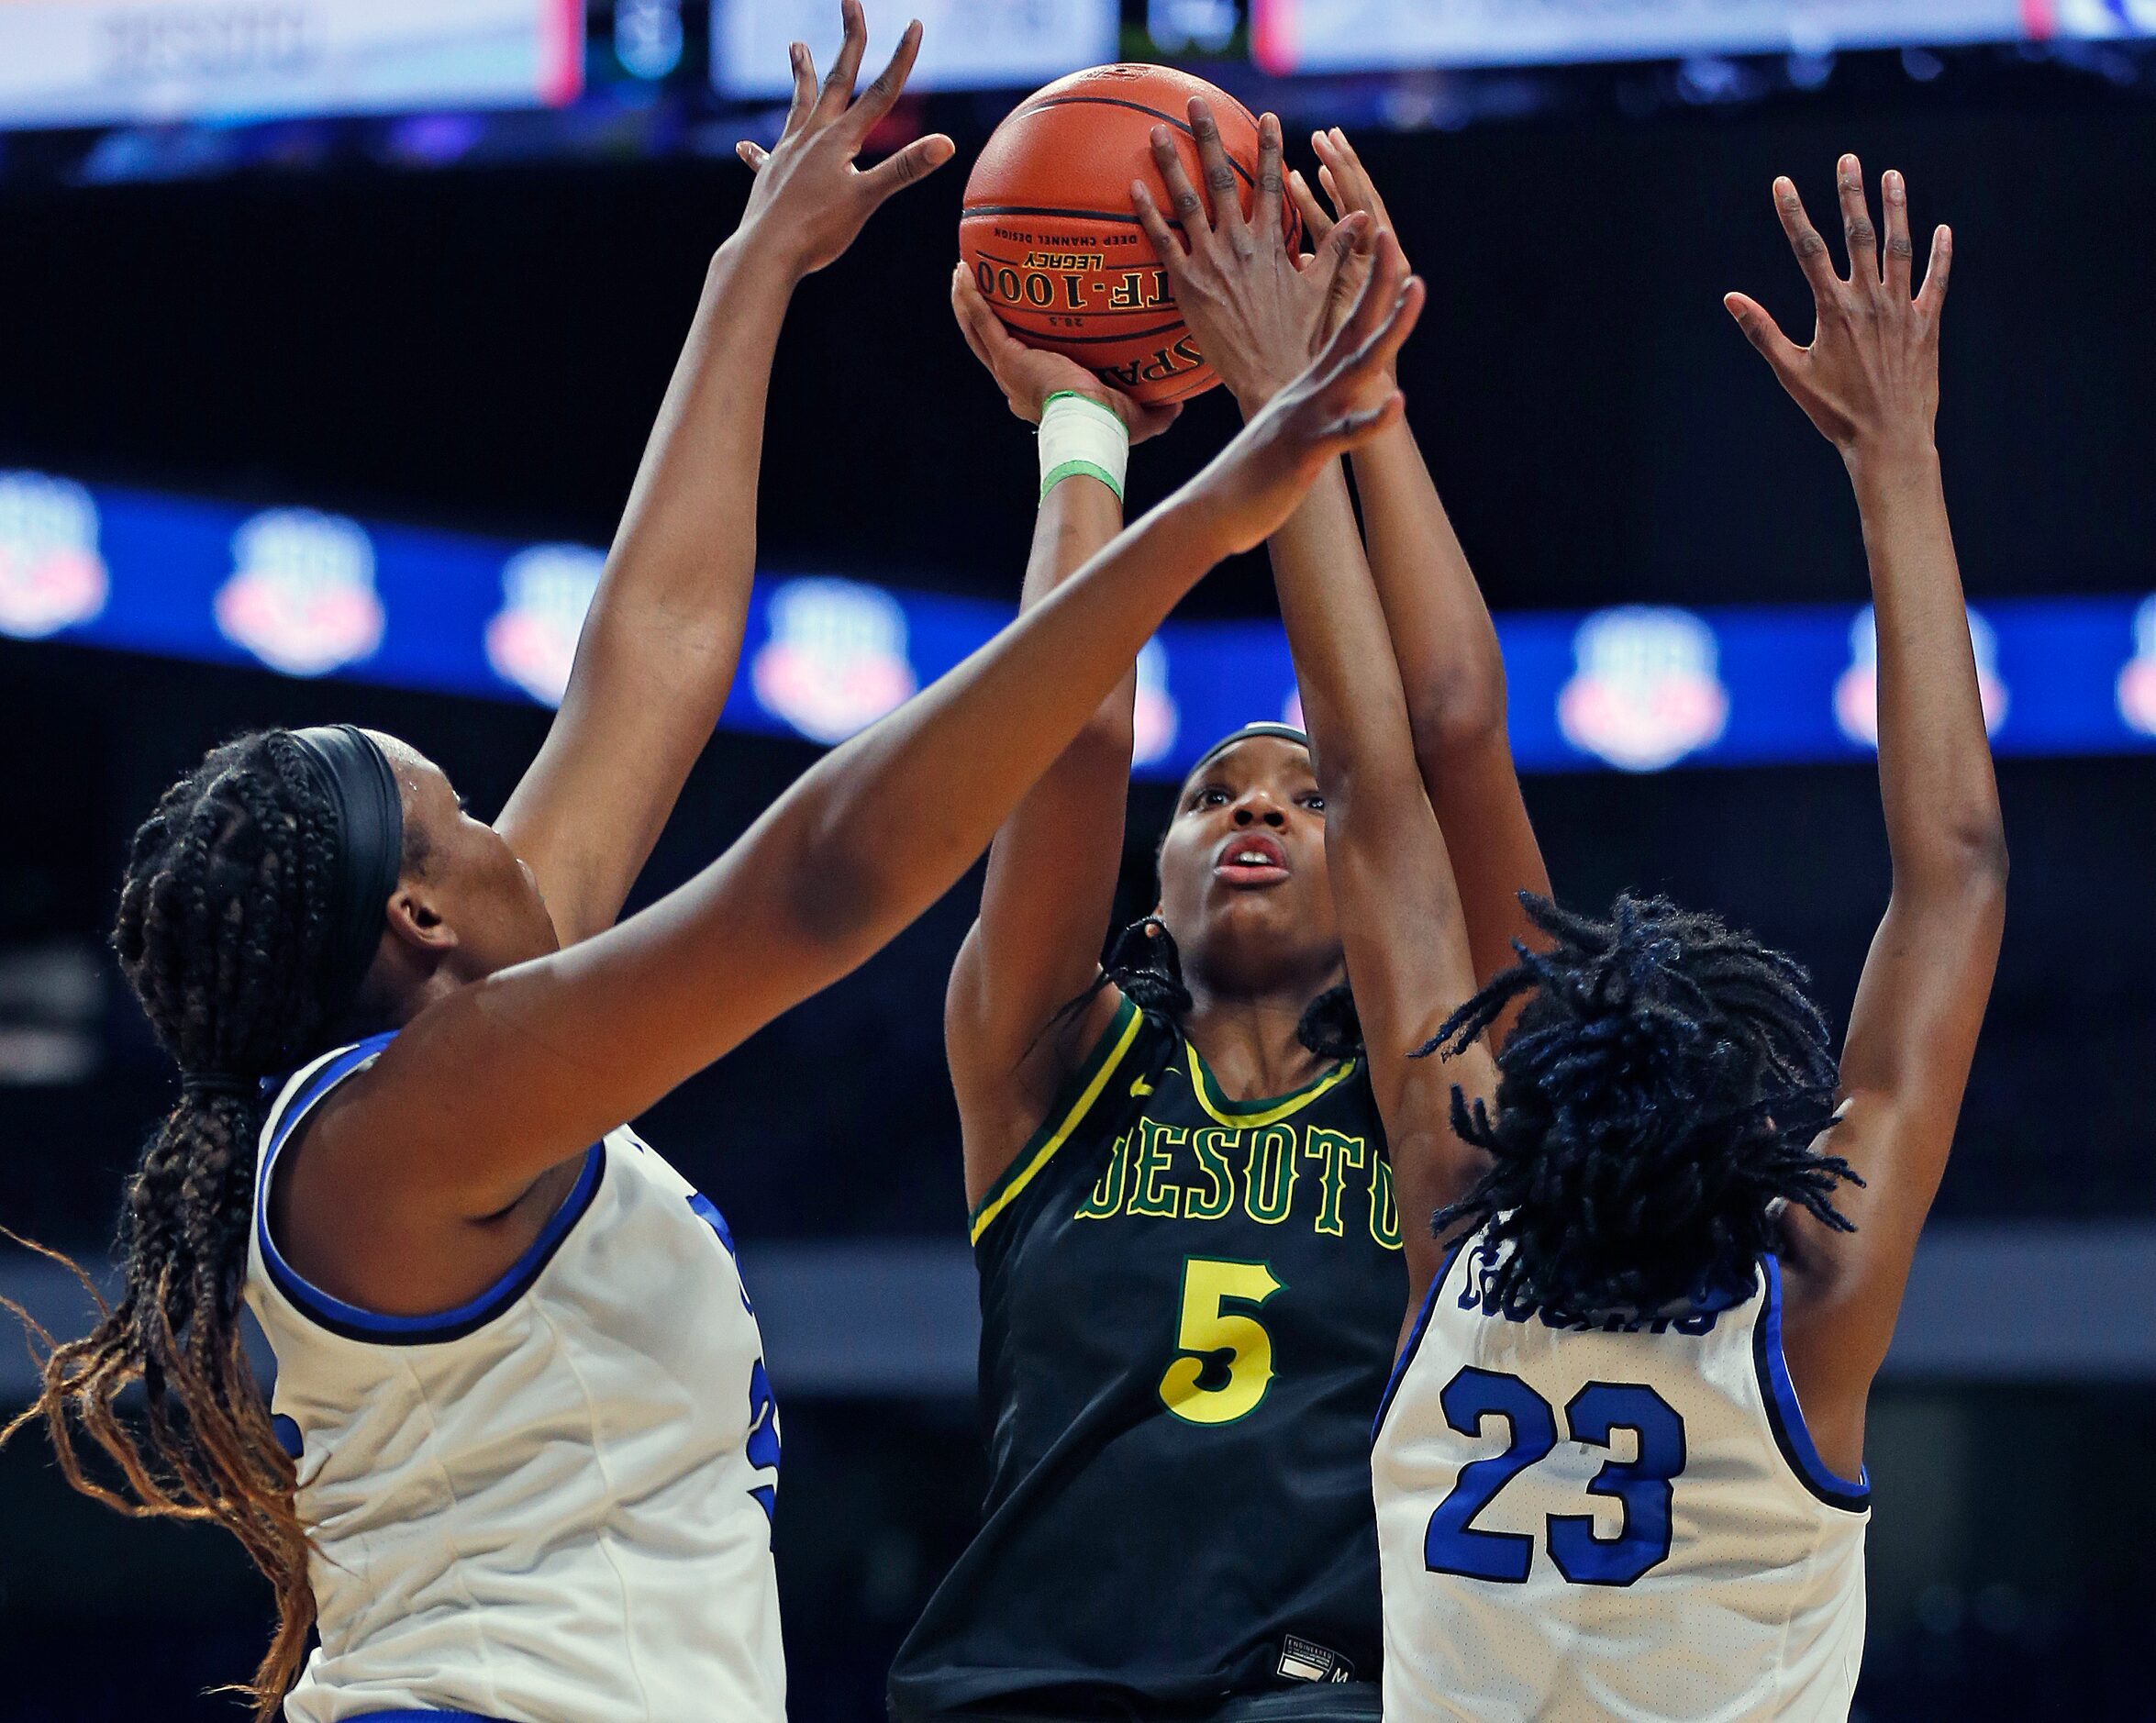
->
[1186, 229, 1422, 552]
[1725, 157, 1950, 466]
[1289, 127, 1404, 363]
[1130, 101, 1367, 411]
[950, 264, 1180, 443]
[735, 2, 955, 279]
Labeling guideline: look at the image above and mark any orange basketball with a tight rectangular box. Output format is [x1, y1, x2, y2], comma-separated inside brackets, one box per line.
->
[960, 64, 1300, 407]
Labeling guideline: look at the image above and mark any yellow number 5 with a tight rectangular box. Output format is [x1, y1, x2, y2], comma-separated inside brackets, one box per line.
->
[1159, 1257, 1284, 1427]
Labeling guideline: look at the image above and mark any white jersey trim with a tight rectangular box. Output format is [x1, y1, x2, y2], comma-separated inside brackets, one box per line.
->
[254, 1031, 607, 1347]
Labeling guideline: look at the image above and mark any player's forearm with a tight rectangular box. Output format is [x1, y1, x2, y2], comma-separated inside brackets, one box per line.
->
[968, 474, 1139, 1016]
[1016, 473, 1137, 752]
[774, 493, 1228, 957]
[572, 231, 800, 710]
[1851, 445, 2007, 895]
[1267, 462, 1425, 812]
[1350, 421, 1510, 750]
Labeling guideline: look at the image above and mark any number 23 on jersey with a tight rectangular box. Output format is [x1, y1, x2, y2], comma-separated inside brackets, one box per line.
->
[1424, 1366, 1686, 1587]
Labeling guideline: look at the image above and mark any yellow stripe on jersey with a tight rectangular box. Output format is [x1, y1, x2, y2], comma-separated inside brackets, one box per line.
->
[1184, 1043, 1360, 1130]
[969, 1000, 1148, 1246]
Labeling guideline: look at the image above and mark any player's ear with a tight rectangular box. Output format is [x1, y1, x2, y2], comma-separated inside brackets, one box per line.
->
[384, 879, 459, 955]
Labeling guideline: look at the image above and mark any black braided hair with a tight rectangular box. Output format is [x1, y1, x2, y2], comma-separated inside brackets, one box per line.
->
[1419, 892, 1860, 1325]
[2, 729, 395, 1718]
[1047, 916, 1361, 1060]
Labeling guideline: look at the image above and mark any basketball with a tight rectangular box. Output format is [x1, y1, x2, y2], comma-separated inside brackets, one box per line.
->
[959, 64, 1301, 406]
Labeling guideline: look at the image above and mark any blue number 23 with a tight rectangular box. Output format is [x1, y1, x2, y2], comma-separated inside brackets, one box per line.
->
[690, 1194, 782, 1527]
[1423, 1367, 1684, 1587]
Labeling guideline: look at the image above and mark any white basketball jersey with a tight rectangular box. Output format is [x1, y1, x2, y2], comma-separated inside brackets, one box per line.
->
[246, 1035, 787, 1723]
[1373, 1227, 1869, 1723]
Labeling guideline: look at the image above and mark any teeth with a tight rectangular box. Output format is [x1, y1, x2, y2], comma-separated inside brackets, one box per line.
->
[1233, 850, 1272, 866]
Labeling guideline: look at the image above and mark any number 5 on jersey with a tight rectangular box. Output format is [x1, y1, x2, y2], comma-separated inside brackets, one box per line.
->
[1160, 1257, 1283, 1426]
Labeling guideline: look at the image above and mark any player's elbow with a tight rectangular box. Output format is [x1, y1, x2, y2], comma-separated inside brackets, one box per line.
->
[1070, 702, 1136, 768]
[1406, 664, 1510, 763]
[1898, 806, 2008, 922]
[1930, 806, 2010, 895]
[770, 786, 909, 955]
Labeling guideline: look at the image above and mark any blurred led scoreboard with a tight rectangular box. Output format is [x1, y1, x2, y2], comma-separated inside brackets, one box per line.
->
[0, 0, 582, 128]
[6, 469, 2156, 777]
[710, 0, 1117, 99]
[1251, 0, 2156, 72]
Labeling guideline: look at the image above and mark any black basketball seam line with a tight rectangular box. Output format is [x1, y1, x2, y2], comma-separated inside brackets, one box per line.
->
[985, 321, 1186, 346]
[1015, 94, 1260, 189]
[962, 204, 1178, 229]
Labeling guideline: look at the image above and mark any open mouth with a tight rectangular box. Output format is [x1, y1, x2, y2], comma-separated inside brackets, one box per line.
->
[1215, 832, 1290, 887]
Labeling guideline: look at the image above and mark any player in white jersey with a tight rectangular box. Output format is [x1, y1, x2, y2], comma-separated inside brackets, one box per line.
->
[0, 8, 1429, 1712]
[1365, 162, 2006, 1721]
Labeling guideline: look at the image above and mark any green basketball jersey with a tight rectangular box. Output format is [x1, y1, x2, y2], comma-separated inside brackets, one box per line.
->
[890, 993, 1406, 1717]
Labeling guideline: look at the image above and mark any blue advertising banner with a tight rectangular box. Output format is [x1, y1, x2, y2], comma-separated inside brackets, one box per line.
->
[4, 469, 2153, 777]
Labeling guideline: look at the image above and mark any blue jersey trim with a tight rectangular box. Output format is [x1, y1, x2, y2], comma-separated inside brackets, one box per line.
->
[346, 1712, 517, 1721]
[1754, 1253, 1871, 1513]
[256, 1033, 606, 1347]
[1372, 1233, 1466, 1445]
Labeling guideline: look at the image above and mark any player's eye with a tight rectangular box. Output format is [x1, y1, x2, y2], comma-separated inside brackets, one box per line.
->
[1301, 793, 1326, 813]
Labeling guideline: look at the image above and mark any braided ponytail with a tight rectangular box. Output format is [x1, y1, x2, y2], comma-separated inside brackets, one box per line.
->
[3, 731, 360, 1717]
[1045, 916, 1362, 1062]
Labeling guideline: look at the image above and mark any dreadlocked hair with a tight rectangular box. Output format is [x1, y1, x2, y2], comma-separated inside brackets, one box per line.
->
[1419, 891, 1860, 1327]
[1, 729, 373, 1718]
[1047, 917, 1362, 1060]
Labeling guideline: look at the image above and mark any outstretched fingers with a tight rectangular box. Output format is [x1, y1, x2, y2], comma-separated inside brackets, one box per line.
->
[814, 0, 870, 123]
[859, 131, 954, 201]
[1835, 153, 1879, 285]
[1130, 180, 1188, 274]
[1150, 125, 1213, 251]
[1343, 272, 1424, 384]
[1253, 113, 1288, 240]
[1315, 208, 1369, 277]
[1774, 176, 1840, 303]
[1313, 128, 1382, 220]
[950, 265, 1006, 369]
[1880, 169, 1916, 298]
[781, 40, 817, 138]
[1723, 292, 1805, 387]
[1188, 99, 1248, 242]
[1323, 228, 1409, 364]
[1287, 169, 1333, 250]
[736, 140, 771, 172]
[1915, 224, 1953, 326]
[846, 15, 923, 136]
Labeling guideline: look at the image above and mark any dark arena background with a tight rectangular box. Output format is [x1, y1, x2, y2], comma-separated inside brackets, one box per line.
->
[3, 3, 2154, 1718]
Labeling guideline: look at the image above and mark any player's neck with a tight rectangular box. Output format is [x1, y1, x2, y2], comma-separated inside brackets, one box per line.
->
[1181, 986, 1335, 1103]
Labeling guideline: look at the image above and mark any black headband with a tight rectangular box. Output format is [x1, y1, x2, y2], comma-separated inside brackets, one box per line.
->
[1184, 722, 1312, 783]
[286, 724, 404, 1024]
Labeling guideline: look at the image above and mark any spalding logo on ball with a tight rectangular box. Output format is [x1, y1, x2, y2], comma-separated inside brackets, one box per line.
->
[960, 64, 1301, 406]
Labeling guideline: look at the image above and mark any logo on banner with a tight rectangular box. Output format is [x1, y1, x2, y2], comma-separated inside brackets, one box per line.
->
[215, 509, 384, 677]
[750, 577, 917, 743]
[2118, 595, 2156, 738]
[1834, 604, 2008, 748]
[485, 544, 606, 707]
[0, 472, 107, 639]
[1132, 637, 1179, 766]
[1557, 606, 1728, 772]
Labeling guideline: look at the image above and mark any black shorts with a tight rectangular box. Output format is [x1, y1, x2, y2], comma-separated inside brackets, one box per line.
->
[892, 1684, 1384, 1723]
